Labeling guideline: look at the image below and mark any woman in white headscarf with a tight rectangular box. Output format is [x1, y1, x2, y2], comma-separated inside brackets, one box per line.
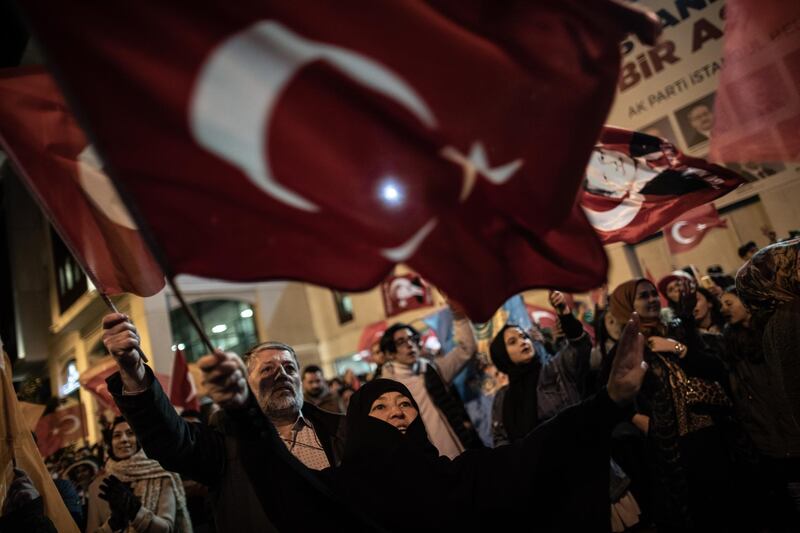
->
[86, 417, 192, 533]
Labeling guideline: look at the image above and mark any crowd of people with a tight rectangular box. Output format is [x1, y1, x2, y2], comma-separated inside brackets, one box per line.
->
[4, 238, 799, 532]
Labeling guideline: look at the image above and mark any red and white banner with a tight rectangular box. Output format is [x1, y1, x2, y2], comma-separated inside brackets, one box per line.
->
[710, 0, 800, 163]
[34, 403, 86, 458]
[169, 350, 200, 412]
[663, 203, 727, 255]
[381, 273, 432, 318]
[15, 1, 658, 321]
[581, 127, 745, 245]
[0, 68, 165, 297]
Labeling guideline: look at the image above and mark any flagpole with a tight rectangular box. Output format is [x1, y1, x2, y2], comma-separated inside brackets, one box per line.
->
[167, 277, 216, 354]
[98, 292, 149, 364]
[0, 348, 16, 467]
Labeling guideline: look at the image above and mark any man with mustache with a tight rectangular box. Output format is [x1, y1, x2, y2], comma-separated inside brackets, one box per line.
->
[101, 314, 363, 532]
[241, 342, 344, 469]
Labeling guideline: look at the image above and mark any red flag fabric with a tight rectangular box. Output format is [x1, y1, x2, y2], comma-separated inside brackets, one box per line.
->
[80, 357, 170, 415]
[34, 404, 86, 458]
[663, 203, 727, 255]
[0, 68, 165, 296]
[380, 273, 433, 318]
[169, 350, 200, 412]
[357, 320, 388, 354]
[710, 0, 800, 162]
[78, 358, 120, 415]
[15, 1, 657, 321]
[581, 127, 745, 245]
[525, 304, 558, 331]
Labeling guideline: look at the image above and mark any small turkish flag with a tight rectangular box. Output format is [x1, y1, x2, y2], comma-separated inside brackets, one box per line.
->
[34, 403, 86, 458]
[663, 203, 727, 255]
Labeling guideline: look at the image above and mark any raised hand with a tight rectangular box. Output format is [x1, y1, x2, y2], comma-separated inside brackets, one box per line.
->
[197, 349, 249, 409]
[103, 313, 142, 369]
[2, 469, 39, 515]
[548, 290, 570, 315]
[606, 313, 647, 405]
[102, 313, 147, 390]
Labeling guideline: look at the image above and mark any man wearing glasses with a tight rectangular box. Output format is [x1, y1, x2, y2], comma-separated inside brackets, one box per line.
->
[378, 300, 481, 458]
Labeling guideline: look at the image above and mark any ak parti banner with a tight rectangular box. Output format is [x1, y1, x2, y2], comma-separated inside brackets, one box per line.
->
[0, 67, 165, 297]
[16, 1, 658, 321]
[581, 127, 745, 245]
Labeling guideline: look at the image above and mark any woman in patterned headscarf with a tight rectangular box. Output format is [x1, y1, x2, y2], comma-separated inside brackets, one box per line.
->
[605, 279, 742, 532]
[737, 238, 800, 423]
[736, 239, 800, 523]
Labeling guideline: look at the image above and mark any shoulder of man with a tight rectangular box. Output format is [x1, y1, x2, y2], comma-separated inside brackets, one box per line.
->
[302, 402, 344, 432]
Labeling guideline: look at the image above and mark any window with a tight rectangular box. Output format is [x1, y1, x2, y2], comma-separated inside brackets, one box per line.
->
[59, 359, 80, 397]
[332, 291, 354, 324]
[51, 228, 88, 313]
[333, 353, 372, 377]
[169, 300, 258, 362]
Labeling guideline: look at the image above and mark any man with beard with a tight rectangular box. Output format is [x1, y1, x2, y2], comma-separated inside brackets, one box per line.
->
[302, 365, 345, 414]
[100, 314, 366, 532]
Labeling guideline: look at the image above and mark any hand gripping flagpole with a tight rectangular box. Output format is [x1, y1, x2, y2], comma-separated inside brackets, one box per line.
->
[98, 292, 149, 363]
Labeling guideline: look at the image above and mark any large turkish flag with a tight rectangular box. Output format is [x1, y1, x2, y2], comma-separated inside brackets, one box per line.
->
[17, 1, 657, 320]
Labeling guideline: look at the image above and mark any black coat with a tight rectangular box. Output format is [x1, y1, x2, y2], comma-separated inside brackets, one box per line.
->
[108, 367, 378, 532]
[318, 378, 629, 532]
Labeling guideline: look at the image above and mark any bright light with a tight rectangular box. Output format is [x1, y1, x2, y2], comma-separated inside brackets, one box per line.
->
[211, 324, 227, 334]
[379, 179, 404, 207]
[171, 345, 177, 351]
[240, 309, 254, 318]
[177, 343, 186, 350]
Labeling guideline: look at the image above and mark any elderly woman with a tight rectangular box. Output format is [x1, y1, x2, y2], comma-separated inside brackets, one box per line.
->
[318, 314, 647, 532]
[86, 417, 192, 533]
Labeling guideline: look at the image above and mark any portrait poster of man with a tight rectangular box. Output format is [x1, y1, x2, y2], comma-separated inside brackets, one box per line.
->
[675, 92, 716, 151]
[640, 115, 679, 145]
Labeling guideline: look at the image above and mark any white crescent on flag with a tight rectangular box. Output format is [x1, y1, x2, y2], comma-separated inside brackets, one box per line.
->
[190, 20, 436, 213]
[670, 221, 696, 245]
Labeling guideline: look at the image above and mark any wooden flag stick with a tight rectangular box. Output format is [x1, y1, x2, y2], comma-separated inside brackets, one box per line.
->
[167, 277, 216, 354]
[98, 292, 149, 363]
[0, 342, 16, 467]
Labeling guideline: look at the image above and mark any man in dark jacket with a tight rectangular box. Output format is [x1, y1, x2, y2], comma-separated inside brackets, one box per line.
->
[101, 313, 373, 532]
[302, 365, 345, 414]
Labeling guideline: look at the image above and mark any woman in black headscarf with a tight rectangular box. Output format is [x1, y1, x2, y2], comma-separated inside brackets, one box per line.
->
[318, 315, 647, 532]
[488, 291, 593, 441]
